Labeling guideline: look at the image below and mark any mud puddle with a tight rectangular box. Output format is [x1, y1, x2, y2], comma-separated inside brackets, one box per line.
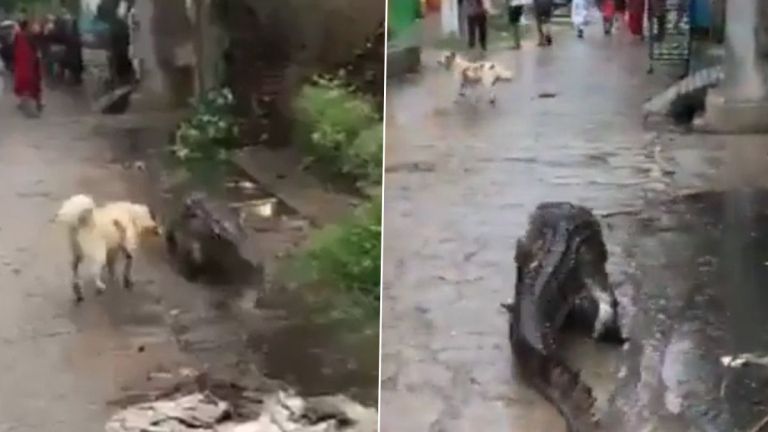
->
[105, 127, 378, 406]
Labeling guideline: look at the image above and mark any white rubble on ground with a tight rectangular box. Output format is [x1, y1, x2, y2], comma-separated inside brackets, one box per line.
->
[106, 391, 378, 432]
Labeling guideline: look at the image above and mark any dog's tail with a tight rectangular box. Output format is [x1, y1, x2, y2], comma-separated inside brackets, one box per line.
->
[496, 66, 515, 81]
[55, 194, 96, 228]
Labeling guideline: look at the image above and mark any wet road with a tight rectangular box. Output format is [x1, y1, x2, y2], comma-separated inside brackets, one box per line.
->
[607, 134, 768, 432]
[0, 80, 194, 431]
[380, 27, 678, 431]
[0, 74, 377, 430]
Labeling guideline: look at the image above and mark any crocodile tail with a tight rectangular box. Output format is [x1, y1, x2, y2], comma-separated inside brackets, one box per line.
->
[514, 342, 599, 432]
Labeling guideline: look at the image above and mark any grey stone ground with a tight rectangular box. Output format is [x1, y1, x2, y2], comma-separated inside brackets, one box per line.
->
[380, 21, 768, 432]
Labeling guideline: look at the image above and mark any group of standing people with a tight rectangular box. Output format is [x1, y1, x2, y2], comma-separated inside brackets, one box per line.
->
[460, 0, 554, 51]
[572, 0, 689, 42]
[460, 0, 682, 54]
[571, 0, 650, 40]
[0, 13, 84, 114]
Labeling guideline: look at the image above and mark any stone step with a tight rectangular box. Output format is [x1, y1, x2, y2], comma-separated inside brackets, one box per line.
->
[232, 146, 360, 227]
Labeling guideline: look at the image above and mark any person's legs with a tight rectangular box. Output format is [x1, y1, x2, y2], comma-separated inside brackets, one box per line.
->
[542, 8, 553, 45]
[673, 1, 686, 30]
[602, 0, 615, 35]
[655, 12, 667, 41]
[478, 13, 487, 51]
[571, 0, 586, 38]
[509, 5, 523, 49]
[467, 14, 478, 49]
[535, 20, 545, 46]
[534, 4, 546, 46]
[627, 0, 645, 37]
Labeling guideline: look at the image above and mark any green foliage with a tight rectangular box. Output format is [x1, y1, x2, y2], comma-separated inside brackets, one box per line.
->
[292, 197, 382, 320]
[173, 87, 239, 163]
[171, 87, 239, 189]
[345, 123, 383, 187]
[296, 76, 382, 187]
[0, 0, 49, 14]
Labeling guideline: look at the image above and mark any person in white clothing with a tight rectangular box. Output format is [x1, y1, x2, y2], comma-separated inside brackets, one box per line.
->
[571, 0, 594, 39]
[507, 0, 532, 49]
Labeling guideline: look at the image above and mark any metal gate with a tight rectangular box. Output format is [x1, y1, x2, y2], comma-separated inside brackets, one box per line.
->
[647, 0, 692, 76]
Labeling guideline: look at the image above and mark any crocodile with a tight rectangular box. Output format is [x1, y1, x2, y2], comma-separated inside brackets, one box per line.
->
[165, 193, 259, 285]
[502, 202, 626, 432]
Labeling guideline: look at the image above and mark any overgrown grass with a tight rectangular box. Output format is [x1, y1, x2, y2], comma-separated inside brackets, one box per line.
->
[295, 76, 383, 189]
[292, 76, 383, 321]
[290, 197, 382, 321]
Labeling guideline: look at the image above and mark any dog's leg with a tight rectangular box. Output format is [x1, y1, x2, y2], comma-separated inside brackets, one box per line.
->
[455, 78, 467, 103]
[106, 249, 118, 283]
[122, 247, 134, 290]
[71, 252, 84, 303]
[481, 75, 497, 105]
[487, 80, 497, 106]
[88, 248, 108, 295]
[91, 263, 107, 295]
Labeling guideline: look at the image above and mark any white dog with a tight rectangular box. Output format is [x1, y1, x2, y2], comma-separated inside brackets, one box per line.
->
[437, 51, 515, 105]
[54, 194, 161, 302]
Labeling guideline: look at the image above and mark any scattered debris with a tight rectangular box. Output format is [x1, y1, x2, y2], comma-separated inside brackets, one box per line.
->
[281, 217, 310, 232]
[696, 255, 717, 272]
[595, 208, 644, 218]
[721, 353, 768, 369]
[385, 161, 436, 174]
[232, 198, 279, 219]
[105, 392, 230, 432]
[652, 145, 676, 176]
[227, 180, 259, 192]
[105, 391, 378, 432]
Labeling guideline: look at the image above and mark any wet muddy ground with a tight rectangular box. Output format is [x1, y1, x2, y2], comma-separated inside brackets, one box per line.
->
[607, 136, 768, 432]
[381, 20, 768, 432]
[0, 73, 376, 431]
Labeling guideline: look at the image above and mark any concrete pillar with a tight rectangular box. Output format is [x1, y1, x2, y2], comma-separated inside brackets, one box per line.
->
[441, 0, 460, 36]
[704, 0, 768, 132]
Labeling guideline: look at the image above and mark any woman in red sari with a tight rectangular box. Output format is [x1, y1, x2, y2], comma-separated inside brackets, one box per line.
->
[13, 20, 43, 111]
[627, 0, 645, 38]
[600, 0, 616, 35]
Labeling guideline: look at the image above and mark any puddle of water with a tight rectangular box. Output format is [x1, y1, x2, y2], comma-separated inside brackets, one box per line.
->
[248, 287, 380, 406]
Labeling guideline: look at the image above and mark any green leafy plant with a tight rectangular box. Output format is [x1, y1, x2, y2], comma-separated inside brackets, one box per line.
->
[173, 87, 239, 164]
[295, 76, 382, 187]
[292, 198, 382, 320]
[345, 123, 383, 187]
